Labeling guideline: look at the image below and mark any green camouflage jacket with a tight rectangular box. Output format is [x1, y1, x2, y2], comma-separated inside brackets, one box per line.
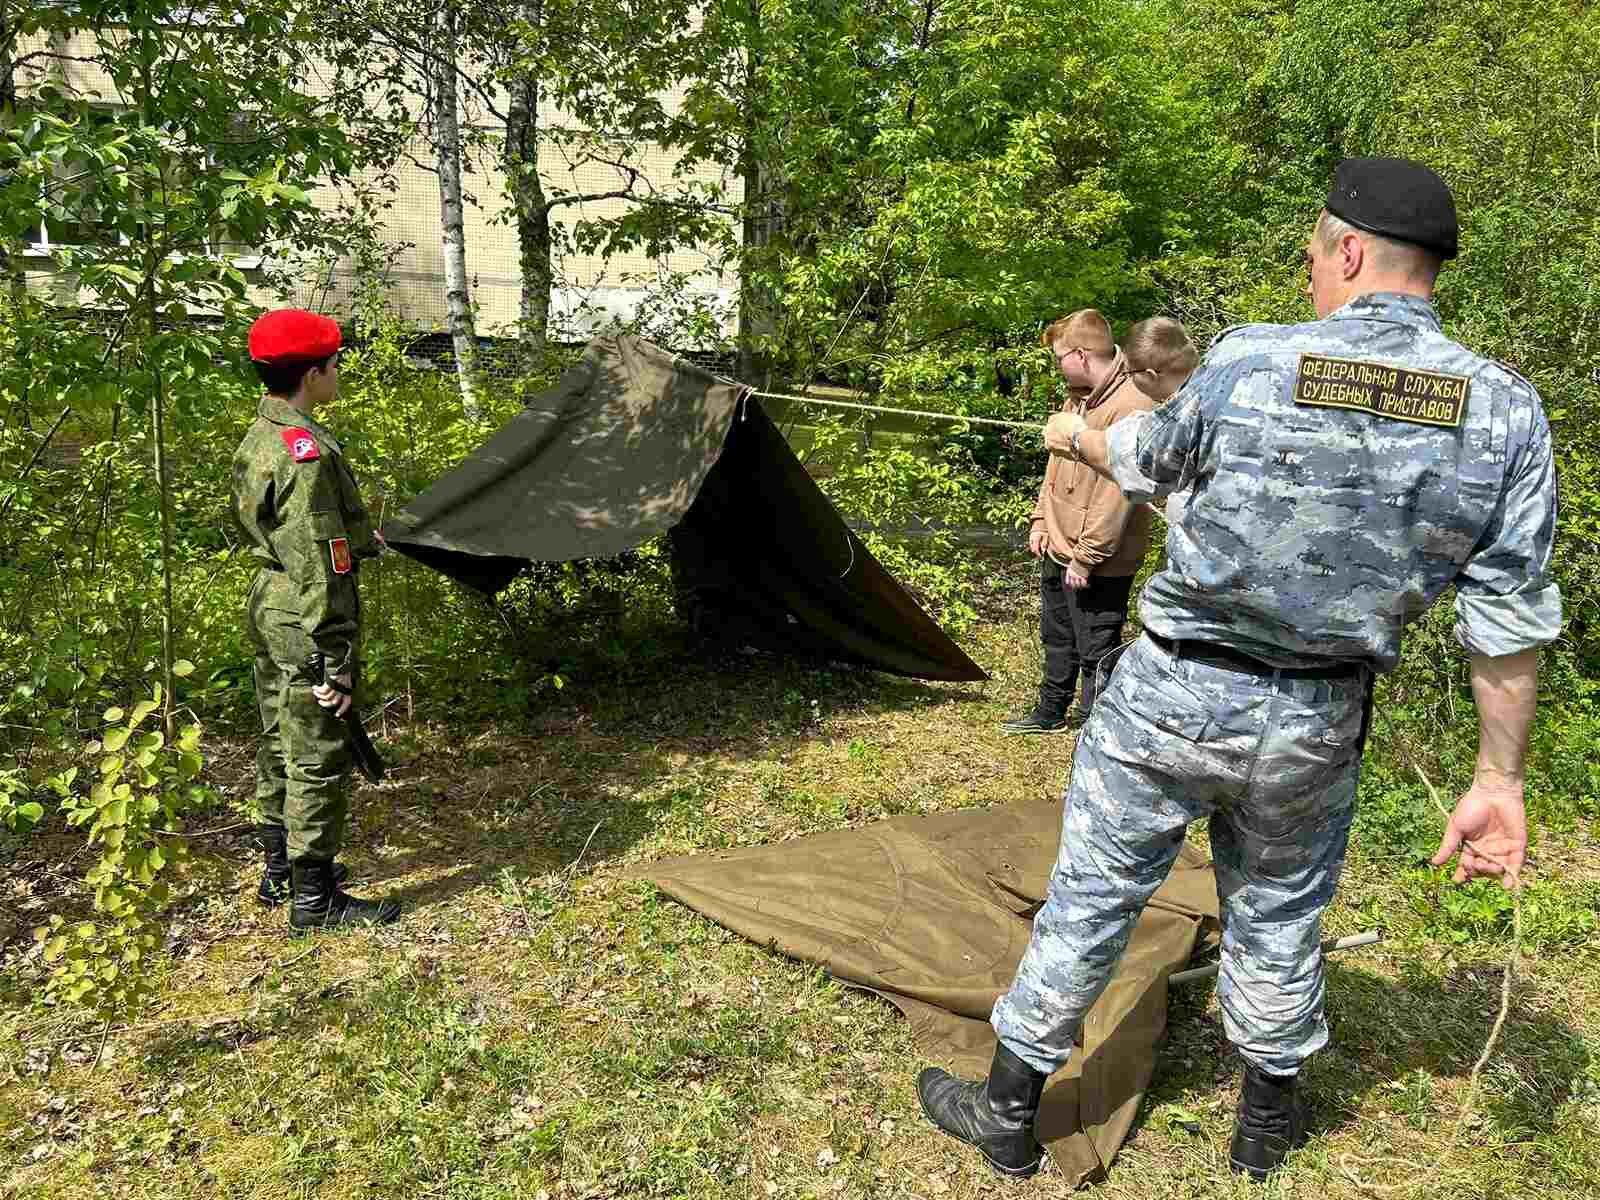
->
[231, 394, 380, 676]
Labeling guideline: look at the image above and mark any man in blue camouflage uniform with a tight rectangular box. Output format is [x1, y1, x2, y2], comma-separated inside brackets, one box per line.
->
[916, 159, 1560, 1182]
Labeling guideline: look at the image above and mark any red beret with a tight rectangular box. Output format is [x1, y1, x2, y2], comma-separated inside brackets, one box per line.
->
[248, 308, 343, 365]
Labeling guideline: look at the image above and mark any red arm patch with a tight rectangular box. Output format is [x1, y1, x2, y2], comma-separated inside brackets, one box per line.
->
[329, 538, 353, 575]
[279, 427, 321, 462]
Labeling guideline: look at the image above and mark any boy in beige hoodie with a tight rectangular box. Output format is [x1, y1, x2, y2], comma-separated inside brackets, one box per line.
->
[1003, 310, 1157, 734]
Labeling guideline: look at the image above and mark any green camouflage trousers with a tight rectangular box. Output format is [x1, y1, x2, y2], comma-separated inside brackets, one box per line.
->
[249, 569, 353, 859]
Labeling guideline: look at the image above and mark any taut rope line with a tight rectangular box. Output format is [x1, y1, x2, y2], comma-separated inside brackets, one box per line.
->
[739, 387, 1049, 433]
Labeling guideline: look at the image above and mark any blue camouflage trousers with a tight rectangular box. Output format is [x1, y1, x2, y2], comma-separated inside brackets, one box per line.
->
[992, 634, 1367, 1077]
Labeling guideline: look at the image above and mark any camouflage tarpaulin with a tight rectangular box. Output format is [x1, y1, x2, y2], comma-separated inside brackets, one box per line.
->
[642, 799, 1219, 1186]
[382, 335, 986, 682]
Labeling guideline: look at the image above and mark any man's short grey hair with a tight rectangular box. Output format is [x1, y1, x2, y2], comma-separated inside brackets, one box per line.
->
[1317, 211, 1442, 283]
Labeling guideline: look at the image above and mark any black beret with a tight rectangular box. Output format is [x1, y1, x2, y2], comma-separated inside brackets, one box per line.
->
[1325, 157, 1458, 260]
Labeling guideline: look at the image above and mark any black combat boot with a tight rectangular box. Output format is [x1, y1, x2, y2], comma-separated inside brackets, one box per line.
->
[288, 857, 401, 933]
[1229, 1062, 1308, 1181]
[254, 824, 345, 907]
[916, 1043, 1048, 1177]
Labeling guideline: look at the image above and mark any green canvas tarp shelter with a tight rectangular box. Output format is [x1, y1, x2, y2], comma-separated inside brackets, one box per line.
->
[643, 799, 1219, 1187]
[382, 335, 985, 683]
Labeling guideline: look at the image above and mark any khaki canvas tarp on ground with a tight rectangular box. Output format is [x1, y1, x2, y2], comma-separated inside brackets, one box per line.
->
[382, 335, 985, 683]
[642, 799, 1219, 1186]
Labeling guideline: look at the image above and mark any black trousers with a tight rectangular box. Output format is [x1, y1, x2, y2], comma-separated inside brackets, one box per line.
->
[1037, 560, 1135, 719]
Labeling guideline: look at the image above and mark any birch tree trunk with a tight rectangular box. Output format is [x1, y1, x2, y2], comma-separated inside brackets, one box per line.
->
[430, 5, 483, 419]
[735, 0, 769, 384]
[504, 0, 552, 365]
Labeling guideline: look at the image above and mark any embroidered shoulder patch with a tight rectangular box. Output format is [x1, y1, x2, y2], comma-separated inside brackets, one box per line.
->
[280, 427, 321, 462]
[1294, 355, 1470, 428]
[329, 537, 353, 575]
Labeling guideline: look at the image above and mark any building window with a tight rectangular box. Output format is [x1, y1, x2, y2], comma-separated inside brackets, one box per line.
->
[23, 110, 262, 268]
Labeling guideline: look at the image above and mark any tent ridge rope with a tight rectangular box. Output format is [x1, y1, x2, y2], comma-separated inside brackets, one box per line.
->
[698, 365, 1047, 432]
[748, 389, 1047, 432]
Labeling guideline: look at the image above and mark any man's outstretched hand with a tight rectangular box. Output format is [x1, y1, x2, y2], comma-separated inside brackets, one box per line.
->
[1431, 779, 1527, 889]
[1044, 411, 1086, 456]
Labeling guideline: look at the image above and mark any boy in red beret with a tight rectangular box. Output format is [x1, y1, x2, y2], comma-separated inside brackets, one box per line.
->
[231, 308, 401, 931]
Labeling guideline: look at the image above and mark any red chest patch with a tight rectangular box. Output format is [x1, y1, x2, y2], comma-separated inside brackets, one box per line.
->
[329, 538, 353, 575]
[279, 427, 321, 462]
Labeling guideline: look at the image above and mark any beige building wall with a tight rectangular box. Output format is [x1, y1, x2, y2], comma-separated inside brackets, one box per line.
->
[17, 28, 741, 345]
[306, 136, 739, 342]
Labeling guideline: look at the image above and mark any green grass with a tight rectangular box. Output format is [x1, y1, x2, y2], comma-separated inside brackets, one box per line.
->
[4, 577, 1599, 1199]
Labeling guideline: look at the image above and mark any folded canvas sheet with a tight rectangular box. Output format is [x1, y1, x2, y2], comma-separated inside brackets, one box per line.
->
[643, 799, 1218, 1186]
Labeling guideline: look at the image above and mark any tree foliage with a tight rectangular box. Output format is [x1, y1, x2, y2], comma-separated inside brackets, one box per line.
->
[1149, 0, 1600, 664]
[2, 0, 1596, 1019]
[1, 0, 358, 1016]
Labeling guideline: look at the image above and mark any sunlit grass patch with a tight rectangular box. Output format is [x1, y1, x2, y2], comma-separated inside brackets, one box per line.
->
[3, 597, 1597, 1199]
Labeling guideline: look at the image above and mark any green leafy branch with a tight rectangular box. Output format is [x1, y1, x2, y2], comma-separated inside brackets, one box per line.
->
[33, 674, 209, 1016]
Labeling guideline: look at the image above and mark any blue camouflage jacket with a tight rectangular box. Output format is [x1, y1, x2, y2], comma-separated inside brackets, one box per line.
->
[1105, 292, 1562, 672]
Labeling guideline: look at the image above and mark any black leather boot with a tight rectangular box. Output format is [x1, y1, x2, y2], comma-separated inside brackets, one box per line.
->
[916, 1043, 1047, 1177]
[1229, 1062, 1308, 1181]
[254, 825, 345, 906]
[288, 856, 401, 933]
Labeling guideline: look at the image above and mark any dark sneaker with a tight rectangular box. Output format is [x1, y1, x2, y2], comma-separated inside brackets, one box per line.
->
[1000, 711, 1069, 735]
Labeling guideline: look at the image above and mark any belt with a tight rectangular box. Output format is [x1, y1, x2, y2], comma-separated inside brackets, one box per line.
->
[1145, 631, 1362, 681]
[257, 560, 358, 576]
